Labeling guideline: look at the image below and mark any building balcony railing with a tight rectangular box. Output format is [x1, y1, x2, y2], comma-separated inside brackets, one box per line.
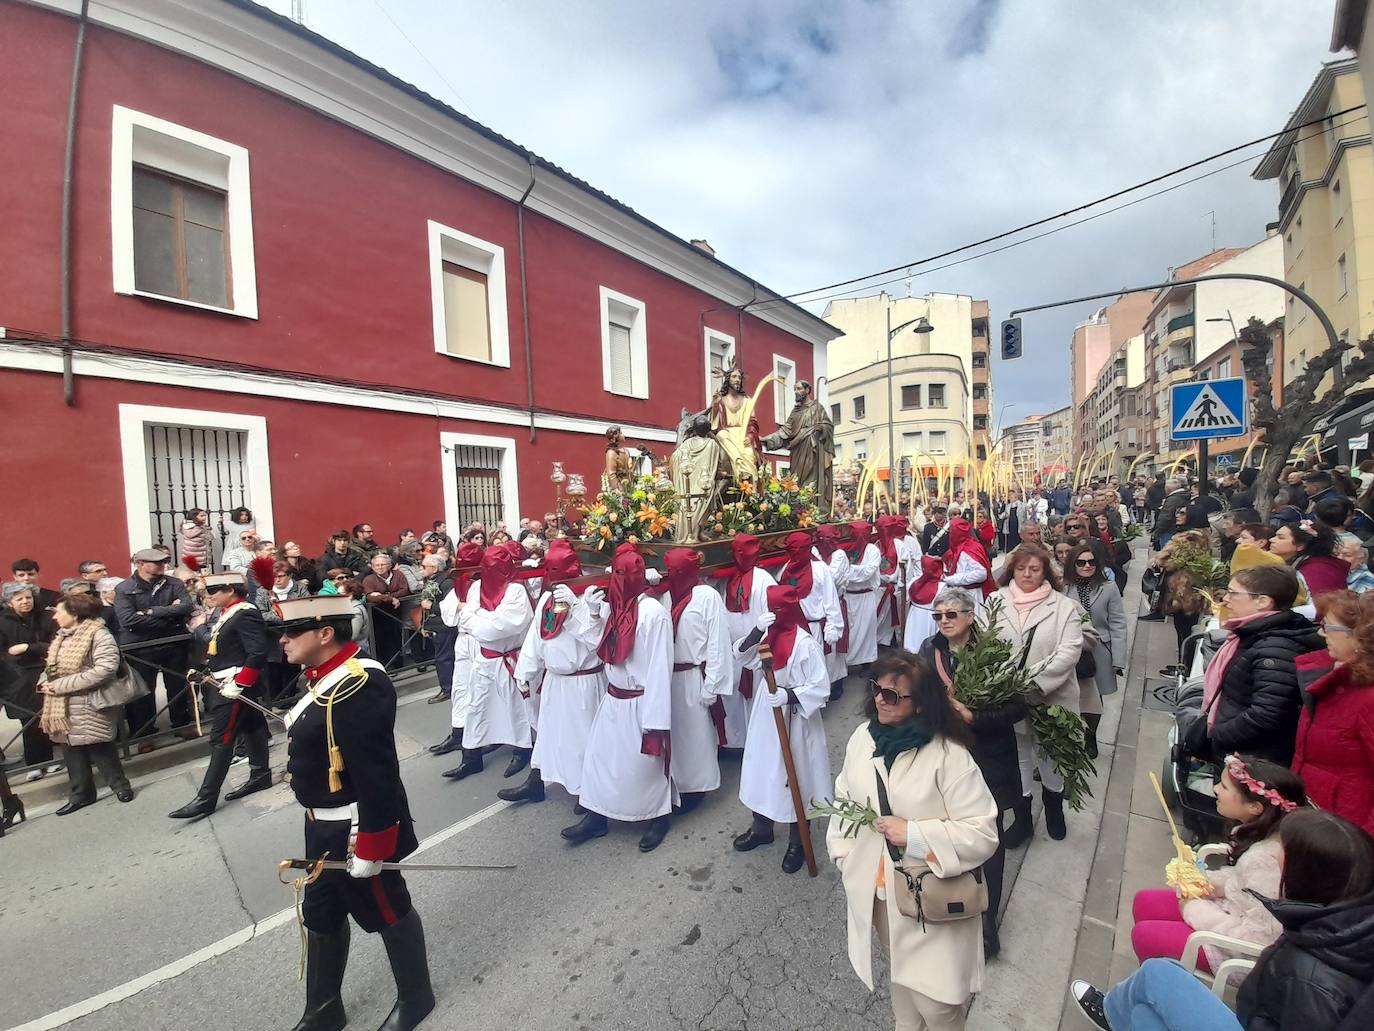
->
[1279, 174, 1300, 219]
[1166, 311, 1195, 334]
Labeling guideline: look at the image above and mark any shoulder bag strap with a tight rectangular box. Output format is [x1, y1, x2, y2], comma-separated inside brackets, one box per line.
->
[872, 771, 904, 864]
[1017, 623, 1039, 672]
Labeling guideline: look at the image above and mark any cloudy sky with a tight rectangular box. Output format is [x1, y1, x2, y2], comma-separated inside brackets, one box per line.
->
[261, 0, 1338, 418]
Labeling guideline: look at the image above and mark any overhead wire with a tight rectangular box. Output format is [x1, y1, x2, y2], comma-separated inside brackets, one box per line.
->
[739, 103, 1368, 314]
[370, 0, 481, 120]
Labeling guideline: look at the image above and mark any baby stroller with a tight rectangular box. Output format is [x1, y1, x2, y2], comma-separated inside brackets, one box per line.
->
[1159, 628, 1228, 844]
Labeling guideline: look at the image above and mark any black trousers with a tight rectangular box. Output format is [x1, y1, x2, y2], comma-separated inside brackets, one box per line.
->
[124, 641, 193, 735]
[301, 815, 417, 933]
[369, 606, 403, 668]
[208, 696, 267, 747]
[433, 629, 456, 693]
[2, 672, 55, 765]
[983, 809, 1008, 920]
[1173, 612, 1196, 660]
[63, 741, 130, 800]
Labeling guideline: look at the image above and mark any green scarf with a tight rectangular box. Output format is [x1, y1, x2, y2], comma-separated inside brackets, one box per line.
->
[868, 716, 933, 771]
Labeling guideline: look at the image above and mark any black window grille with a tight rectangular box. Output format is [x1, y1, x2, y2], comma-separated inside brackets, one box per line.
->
[144, 425, 249, 565]
[453, 445, 506, 528]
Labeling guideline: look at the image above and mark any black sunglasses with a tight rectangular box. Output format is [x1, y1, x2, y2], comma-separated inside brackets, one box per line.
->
[932, 610, 967, 621]
[868, 678, 912, 705]
[280, 625, 319, 639]
[1075, 558, 1098, 567]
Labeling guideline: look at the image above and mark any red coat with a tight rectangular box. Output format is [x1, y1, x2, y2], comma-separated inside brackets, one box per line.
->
[1293, 652, 1374, 837]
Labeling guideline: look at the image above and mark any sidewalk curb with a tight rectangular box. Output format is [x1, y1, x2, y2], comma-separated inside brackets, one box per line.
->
[1056, 544, 1154, 1029]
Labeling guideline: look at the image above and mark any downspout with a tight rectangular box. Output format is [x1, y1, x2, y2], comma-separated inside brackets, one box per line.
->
[59, 0, 91, 407]
[516, 155, 537, 442]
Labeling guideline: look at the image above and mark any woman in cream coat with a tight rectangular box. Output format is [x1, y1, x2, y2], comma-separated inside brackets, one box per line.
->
[827, 652, 999, 1031]
[988, 543, 1085, 847]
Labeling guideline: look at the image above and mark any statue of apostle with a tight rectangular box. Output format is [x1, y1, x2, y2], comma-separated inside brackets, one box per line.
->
[709, 365, 763, 484]
[670, 413, 731, 543]
[762, 381, 834, 512]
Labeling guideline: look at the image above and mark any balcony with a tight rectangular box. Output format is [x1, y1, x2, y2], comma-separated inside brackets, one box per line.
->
[1279, 174, 1300, 219]
[1166, 311, 1195, 334]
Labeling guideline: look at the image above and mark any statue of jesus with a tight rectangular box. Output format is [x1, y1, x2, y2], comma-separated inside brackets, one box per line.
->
[708, 364, 763, 483]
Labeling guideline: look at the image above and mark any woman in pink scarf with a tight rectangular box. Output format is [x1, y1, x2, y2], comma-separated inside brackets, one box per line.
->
[989, 544, 1085, 846]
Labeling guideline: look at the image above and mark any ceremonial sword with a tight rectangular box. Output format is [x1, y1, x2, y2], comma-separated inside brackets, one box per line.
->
[278, 857, 516, 879]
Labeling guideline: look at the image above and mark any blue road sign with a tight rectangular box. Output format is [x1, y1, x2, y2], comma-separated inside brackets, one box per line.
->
[1170, 377, 1247, 441]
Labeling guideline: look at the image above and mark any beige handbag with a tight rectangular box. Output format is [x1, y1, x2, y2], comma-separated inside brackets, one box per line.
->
[88, 658, 150, 711]
[875, 772, 988, 928]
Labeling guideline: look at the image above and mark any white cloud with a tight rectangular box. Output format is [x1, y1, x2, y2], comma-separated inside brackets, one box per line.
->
[259, 0, 1337, 412]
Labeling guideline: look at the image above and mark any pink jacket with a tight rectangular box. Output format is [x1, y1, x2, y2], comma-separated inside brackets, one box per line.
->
[1181, 835, 1283, 970]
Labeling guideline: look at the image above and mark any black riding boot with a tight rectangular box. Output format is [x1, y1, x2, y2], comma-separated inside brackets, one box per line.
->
[638, 814, 671, 852]
[504, 747, 532, 778]
[982, 911, 1001, 960]
[1002, 794, 1034, 849]
[781, 822, 806, 874]
[442, 746, 483, 781]
[1083, 713, 1101, 760]
[1042, 787, 1067, 840]
[376, 908, 436, 1031]
[497, 768, 544, 803]
[168, 743, 234, 819]
[225, 727, 273, 801]
[427, 728, 462, 756]
[291, 922, 349, 1031]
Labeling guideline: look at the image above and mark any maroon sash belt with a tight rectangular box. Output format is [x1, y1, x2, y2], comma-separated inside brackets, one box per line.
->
[673, 661, 705, 673]
[846, 588, 873, 594]
[837, 596, 851, 654]
[607, 684, 644, 699]
[567, 664, 605, 677]
[480, 646, 524, 696]
[738, 667, 754, 701]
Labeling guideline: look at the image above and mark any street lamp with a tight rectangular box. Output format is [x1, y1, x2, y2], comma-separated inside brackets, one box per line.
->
[1206, 311, 1241, 346]
[887, 308, 934, 496]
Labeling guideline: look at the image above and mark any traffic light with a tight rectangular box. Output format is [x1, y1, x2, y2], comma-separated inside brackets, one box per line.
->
[1001, 317, 1023, 361]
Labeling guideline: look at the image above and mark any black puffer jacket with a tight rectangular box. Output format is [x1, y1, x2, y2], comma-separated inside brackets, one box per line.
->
[1211, 609, 1323, 764]
[919, 633, 1028, 809]
[1237, 892, 1374, 1031]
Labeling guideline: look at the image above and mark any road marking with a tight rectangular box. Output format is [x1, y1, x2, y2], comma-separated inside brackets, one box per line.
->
[12, 799, 512, 1031]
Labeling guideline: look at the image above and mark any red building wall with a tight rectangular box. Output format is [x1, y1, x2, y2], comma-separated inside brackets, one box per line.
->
[0, 3, 812, 423]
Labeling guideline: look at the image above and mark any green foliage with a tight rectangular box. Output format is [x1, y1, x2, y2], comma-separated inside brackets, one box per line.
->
[581, 474, 678, 550]
[808, 796, 878, 838]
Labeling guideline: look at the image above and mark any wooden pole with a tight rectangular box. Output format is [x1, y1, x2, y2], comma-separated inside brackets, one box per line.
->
[760, 659, 818, 877]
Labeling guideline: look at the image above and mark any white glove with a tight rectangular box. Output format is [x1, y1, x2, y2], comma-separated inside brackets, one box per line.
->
[824, 621, 842, 645]
[766, 688, 789, 709]
[644, 568, 662, 585]
[347, 854, 383, 879]
[456, 606, 474, 631]
[583, 586, 606, 615]
[552, 584, 577, 607]
[755, 611, 776, 633]
[218, 680, 244, 700]
[522, 558, 539, 568]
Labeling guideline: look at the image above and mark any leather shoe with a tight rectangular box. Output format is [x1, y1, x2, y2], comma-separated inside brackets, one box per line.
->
[428, 733, 461, 756]
[224, 773, 272, 801]
[504, 749, 531, 778]
[732, 827, 775, 852]
[56, 797, 96, 816]
[781, 843, 806, 874]
[496, 771, 544, 804]
[638, 816, 671, 852]
[561, 812, 608, 844]
[115, 788, 135, 803]
[442, 749, 483, 780]
[828, 683, 844, 701]
[168, 794, 217, 819]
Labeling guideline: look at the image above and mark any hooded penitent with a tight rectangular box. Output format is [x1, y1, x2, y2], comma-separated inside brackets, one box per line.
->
[876, 516, 905, 575]
[662, 548, 703, 629]
[597, 543, 647, 665]
[944, 518, 994, 598]
[723, 534, 760, 613]
[909, 555, 945, 606]
[538, 539, 583, 639]
[479, 545, 516, 611]
[814, 524, 843, 563]
[847, 521, 874, 563]
[778, 531, 815, 598]
[765, 583, 807, 670]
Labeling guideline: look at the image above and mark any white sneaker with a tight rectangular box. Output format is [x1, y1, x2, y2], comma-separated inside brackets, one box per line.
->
[24, 768, 45, 782]
[44, 764, 63, 776]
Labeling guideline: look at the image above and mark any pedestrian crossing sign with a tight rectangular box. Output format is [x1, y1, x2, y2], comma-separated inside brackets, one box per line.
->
[1170, 377, 1247, 441]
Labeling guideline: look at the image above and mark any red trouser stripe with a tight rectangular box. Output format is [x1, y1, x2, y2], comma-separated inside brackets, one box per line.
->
[370, 875, 399, 925]
[221, 701, 241, 745]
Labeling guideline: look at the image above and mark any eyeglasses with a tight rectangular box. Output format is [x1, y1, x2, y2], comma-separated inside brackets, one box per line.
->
[868, 679, 912, 705]
[1216, 589, 1261, 599]
[1075, 559, 1098, 568]
[1319, 623, 1353, 635]
[932, 610, 967, 621]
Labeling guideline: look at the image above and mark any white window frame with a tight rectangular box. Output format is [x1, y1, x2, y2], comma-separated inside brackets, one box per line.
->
[854, 439, 868, 462]
[704, 328, 736, 404]
[929, 430, 948, 454]
[118, 403, 274, 555]
[428, 219, 510, 367]
[439, 431, 521, 533]
[110, 105, 258, 318]
[772, 354, 797, 423]
[599, 287, 649, 398]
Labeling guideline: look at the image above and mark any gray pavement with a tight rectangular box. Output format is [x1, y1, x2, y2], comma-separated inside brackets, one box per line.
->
[3, 567, 1149, 1031]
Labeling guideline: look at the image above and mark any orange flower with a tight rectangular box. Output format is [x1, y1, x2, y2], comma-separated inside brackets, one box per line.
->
[599, 526, 612, 539]
[738, 480, 755, 496]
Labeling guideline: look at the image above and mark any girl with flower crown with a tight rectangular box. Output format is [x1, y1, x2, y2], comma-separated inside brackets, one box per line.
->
[1130, 753, 1306, 974]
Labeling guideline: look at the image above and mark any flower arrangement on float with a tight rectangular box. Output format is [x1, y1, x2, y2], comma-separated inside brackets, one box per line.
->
[708, 475, 819, 538]
[582, 474, 679, 550]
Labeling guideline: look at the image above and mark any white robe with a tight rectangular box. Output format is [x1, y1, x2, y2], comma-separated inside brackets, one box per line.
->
[459, 581, 534, 750]
[578, 596, 676, 821]
[716, 566, 776, 749]
[878, 535, 923, 646]
[941, 552, 989, 611]
[737, 630, 832, 824]
[783, 559, 843, 666]
[845, 543, 882, 666]
[903, 602, 938, 652]
[659, 585, 734, 794]
[514, 592, 606, 795]
[439, 585, 478, 731]
[817, 548, 851, 683]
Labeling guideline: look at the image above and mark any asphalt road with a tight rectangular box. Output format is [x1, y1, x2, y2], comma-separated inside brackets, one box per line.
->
[4, 672, 941, 1031]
